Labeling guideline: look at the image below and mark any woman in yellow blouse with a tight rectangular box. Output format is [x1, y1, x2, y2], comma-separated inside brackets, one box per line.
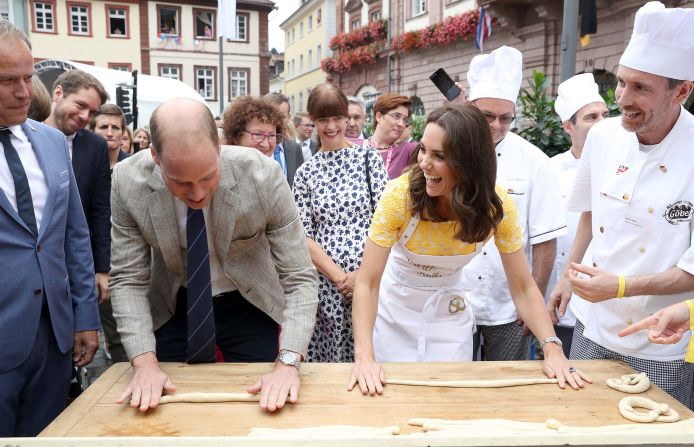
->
[349, 104, 590, 395]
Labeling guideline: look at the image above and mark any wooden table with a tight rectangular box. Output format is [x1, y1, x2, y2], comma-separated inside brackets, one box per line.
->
[31, 360, 694, 446]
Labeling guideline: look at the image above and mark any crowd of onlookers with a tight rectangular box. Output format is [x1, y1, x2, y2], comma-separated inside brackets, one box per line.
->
[3, 1, 694, 437]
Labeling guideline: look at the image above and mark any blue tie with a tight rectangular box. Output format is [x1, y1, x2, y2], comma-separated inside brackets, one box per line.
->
[0, 129, 37, 235]
[273, 145, 286, 175]
[186, 208, 216, 363]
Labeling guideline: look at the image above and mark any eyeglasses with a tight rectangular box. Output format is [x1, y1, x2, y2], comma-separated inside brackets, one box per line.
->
[385, 112, 411, 126]
[301, 123, 315, 128]
[481, 112, 515, 125]
[242, 129, 278, 144]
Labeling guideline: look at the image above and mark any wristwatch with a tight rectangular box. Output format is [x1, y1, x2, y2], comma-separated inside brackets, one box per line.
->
[276, 350, 302, 371]
[539, 336, 563, 349]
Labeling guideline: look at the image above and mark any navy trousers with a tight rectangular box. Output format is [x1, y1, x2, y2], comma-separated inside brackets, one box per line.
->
[155, 288, 279, 362]
[0, 304, 72, 436]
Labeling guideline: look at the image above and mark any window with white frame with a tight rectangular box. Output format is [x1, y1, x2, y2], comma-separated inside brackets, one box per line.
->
[107, 7, 127, 36]
[299, 22, 303, 37]
[299, 55, 303, 74]
[230, 68, 248, 98]
[160, 65, 180, 80]
[371, 10, 381, 21]
[316, 8, 321, 25]
[34, 2, 54, 32]
[317, 45, 321, 63]
[308, 15, 312, 32]
[308, 49, 312, 70]
[158, 5, 179, 35]
[196, 67, 216, 100]
[286, 30, 290, 45]
[69, 4, 89, 35]
[350, 18, 360, 30]
[290, 95, 295, 113]
[298, 92, 303, 113]
[229, 13, 247, 41]
[194, 9, 215, 39]
[412, 0, 426, 16]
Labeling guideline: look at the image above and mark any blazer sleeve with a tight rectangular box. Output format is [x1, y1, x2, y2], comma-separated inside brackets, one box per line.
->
[263, 162, 318, 356]
[89, 136, 112, 273]
[62, 137, 100, 331]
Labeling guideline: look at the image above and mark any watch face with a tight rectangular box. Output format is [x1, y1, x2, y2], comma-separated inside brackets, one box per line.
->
[280, 351, 298, 364]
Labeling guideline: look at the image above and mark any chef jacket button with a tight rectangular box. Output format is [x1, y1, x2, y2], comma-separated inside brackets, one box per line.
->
[648, 207, 654, 214]
[593, 262, 597, 267]
[599, 226, 605, 233]
[623, 193, 630, 200]
[34, 288, 42, 295]
[478, 276, 482, 280]
[639, 246, 646, 253]
[483, 251, 487, 255]
[561, 252, 565, 256]
[627, 318, 633, 325]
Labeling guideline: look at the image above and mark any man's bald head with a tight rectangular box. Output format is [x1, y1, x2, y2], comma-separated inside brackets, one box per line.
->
[150, 98, 219, 157]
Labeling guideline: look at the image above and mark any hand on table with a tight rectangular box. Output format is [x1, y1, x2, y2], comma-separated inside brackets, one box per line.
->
[619, 301, 691, 344]
[567, 262, 619, 303]
[541, 343, 592, 390]
[337, 271, 358, 300]
[73, 330, 99, 367]
[248, 362, 300, 412]
[117, 352, 176, 412]
[548, 275, 573, 324]
[348, 355, 386, 396]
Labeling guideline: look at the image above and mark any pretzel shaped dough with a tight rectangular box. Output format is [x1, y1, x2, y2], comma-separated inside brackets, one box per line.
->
[607, 373, 651, 393]
[618, 396, 680, 423]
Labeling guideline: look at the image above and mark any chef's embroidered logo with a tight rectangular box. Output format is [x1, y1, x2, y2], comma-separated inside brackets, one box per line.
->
[616, 165, 629, 175]
[663, 200, 694, 225]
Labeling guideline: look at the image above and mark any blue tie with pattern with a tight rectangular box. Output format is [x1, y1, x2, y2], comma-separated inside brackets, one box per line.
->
[186, 207, 216, 363]
[273, 145, 287, 175]
[0, 129, 37, 235]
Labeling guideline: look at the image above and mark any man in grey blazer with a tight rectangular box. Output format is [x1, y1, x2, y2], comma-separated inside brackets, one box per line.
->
[0, 20, 99, 436]
[110, 98, 318, 413]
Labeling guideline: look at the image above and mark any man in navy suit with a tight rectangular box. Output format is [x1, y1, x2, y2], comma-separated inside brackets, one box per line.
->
[0, 20, 100, 436]
[44, 70, 125, 361]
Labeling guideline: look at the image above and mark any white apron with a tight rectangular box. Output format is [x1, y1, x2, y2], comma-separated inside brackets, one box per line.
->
[373, 215, 482, 362]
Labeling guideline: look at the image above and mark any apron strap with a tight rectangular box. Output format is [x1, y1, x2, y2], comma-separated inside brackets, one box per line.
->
[398, 214, 420, 245]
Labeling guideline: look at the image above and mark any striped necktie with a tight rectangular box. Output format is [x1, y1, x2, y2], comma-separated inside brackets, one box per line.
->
[185, 207, 216, 363]
[0, 129, 37, 235]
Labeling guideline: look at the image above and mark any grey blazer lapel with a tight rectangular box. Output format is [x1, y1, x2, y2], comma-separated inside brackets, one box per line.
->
[211, 159, 239, 257]
[146, 164, 184, 275]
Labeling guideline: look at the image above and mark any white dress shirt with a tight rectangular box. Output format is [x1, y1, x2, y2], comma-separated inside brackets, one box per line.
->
[174, 197, 236, 296]
[0, 124, 49, 232]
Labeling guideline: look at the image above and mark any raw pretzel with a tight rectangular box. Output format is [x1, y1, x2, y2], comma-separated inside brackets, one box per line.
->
[387, 378, 558, 388]
[618, 396, 680, 423]
[606, 373, 651, 393]
[158, 392, 260, 404]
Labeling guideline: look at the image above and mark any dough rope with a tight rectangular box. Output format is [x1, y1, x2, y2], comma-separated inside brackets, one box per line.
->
[387, 378, 558, 388]
[158, 392, 260, 404]
[606, 373, 651, 393]
[618, 396, 680, 423]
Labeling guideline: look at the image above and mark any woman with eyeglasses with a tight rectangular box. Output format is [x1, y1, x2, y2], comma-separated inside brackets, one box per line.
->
[362, 93, 419, 179]
[292, 83, 388, 362]
[347, 104, 590, 395]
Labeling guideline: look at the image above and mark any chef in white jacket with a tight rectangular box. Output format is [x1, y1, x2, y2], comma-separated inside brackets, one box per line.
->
[550, 1, 694, 406]
[462, 46, 567, 361]
[546, 73, 608, 356]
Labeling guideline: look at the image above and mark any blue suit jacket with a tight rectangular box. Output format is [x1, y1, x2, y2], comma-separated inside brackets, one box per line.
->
[0, 119, 100, 373]
[72, 129, 111, 273]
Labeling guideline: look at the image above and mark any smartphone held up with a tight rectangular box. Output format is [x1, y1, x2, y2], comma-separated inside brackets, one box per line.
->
[429, 68, 462, 102]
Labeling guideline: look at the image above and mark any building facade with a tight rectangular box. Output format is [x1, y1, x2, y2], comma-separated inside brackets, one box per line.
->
[142, 0, 274, 114]
[280, 0, 335, 114]
[26, 0, 142, 71]
[268, 50, 284, 93]
[332, 0, 694, 116]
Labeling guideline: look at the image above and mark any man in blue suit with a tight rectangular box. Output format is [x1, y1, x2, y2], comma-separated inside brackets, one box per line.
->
[0, 20, 100, 436]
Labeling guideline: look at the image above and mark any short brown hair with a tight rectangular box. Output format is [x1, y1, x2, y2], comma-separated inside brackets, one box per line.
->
[373, 93, 411, 127]
[293, 112, 310, 128]
[89, 103, 125, 132]
[28, 77, 52, 122]
[307, 83, 349, 120]
[409, 104, 503, 243]
[53, 69, 109, 105]
[223, 96, 285, 145]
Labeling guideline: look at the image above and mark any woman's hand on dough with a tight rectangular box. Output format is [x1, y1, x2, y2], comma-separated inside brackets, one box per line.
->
[348, 355, 386, 396]
[541, 344, 591, 390]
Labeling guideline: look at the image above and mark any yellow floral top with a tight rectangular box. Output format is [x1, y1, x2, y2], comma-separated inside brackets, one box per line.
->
[368, 173, 523, 256]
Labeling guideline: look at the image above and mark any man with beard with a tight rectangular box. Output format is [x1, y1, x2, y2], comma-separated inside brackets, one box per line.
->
[551, 1, 694, 407]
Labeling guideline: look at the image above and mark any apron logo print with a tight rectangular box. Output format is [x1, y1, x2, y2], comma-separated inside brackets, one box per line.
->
[663, 200, 694, 225]
[448, 296, 466, 315]
[616, 165, 629, 175]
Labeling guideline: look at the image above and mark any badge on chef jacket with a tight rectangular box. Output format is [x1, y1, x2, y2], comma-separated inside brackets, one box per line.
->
[448, 296, 467, 315]
[663, 200, 694, 225]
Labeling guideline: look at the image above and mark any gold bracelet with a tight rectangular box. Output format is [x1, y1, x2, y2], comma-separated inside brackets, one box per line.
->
[616, 275, 626, 298]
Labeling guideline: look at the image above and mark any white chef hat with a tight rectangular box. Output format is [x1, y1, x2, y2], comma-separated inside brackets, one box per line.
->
[619, 1, 694, 81]
[468, 46, 523, 103]
[554, 73, 606, 122]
